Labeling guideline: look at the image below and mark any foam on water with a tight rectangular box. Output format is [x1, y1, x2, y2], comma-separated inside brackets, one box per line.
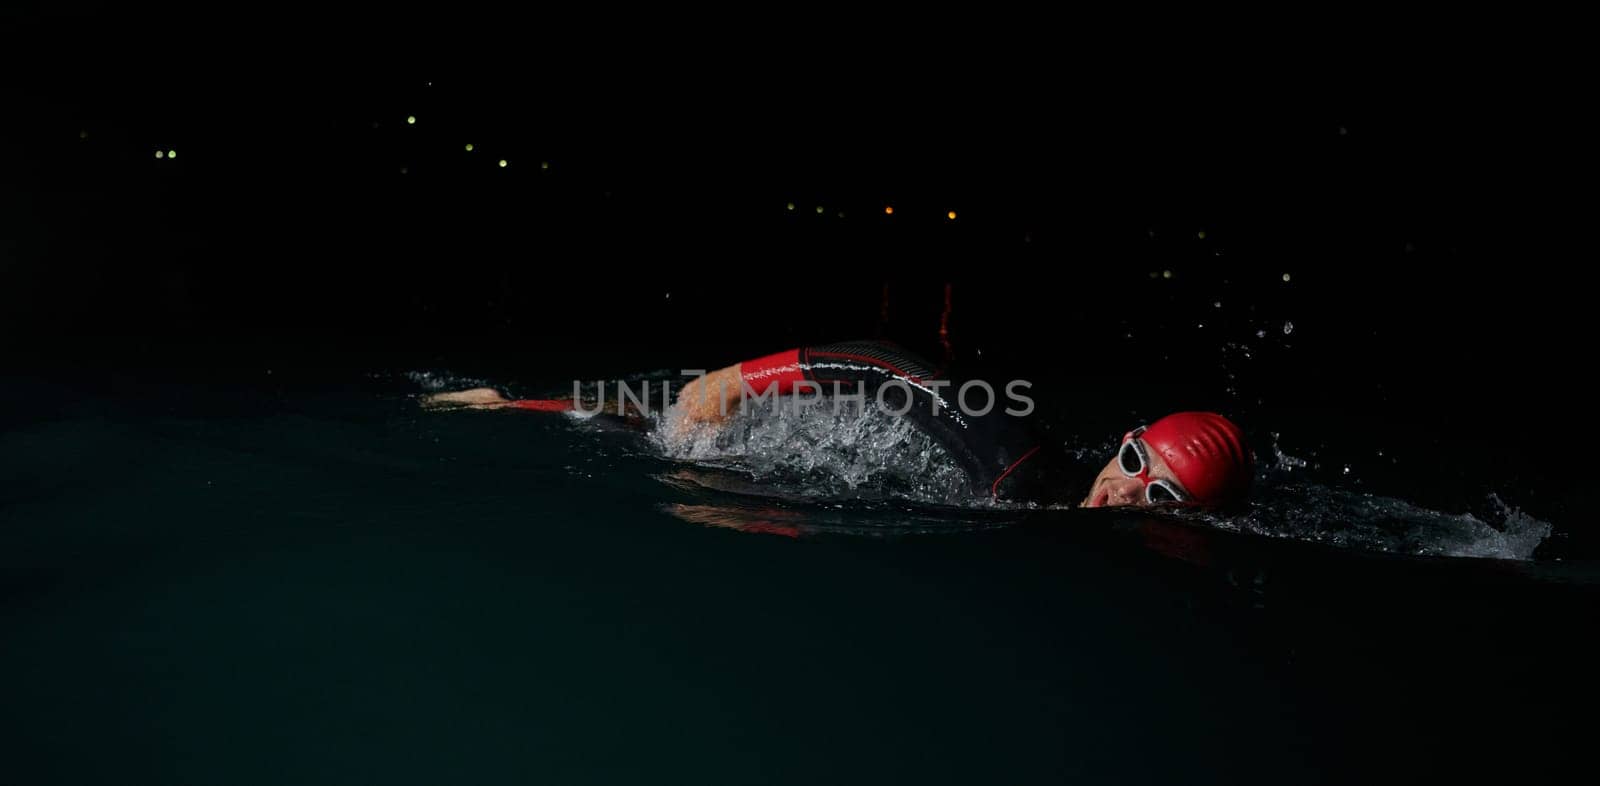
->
[650, 396, 977, 506]
[1180, 487, 1552, 560]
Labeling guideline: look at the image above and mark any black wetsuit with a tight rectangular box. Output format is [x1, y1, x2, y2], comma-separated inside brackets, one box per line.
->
[768, 340, 1089, 506]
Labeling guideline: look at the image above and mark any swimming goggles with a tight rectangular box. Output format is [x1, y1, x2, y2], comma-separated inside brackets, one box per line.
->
[1118, 426, 1192, 504]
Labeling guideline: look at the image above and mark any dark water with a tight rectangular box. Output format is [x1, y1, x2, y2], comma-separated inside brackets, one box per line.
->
[4, 375, 1596, 785]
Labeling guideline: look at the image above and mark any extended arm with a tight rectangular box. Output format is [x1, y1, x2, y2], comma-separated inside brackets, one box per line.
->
[420, 388, 572, 412]
[420, 387, 515, 409]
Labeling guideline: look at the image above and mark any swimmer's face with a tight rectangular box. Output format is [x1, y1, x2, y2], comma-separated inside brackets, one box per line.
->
[1080, 431, 1190, 508]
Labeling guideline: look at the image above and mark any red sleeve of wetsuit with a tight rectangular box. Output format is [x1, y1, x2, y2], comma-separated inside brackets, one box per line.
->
[507, 399, 574, 412]
[738, 349, 805, 395]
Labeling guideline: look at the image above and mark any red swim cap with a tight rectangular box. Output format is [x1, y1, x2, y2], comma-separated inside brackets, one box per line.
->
[1138, 412, 1253, 505]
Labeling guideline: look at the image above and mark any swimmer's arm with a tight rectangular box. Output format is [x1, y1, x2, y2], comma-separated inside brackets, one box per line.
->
[420, 364, 746, 418]
[420, 388, 576, 412]
[675, 348, 806, 426]
[424, 348, 793, 418]
[420, 388, 514, 409]
[674, 364, 744, 425]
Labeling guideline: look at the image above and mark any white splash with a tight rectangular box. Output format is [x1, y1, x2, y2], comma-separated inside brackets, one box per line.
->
[1185, 486, 1552, 560]
[651, 396, 974, 505]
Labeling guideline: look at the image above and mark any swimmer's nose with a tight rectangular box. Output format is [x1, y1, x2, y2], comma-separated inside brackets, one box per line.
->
[1104, 476, 1144, 507]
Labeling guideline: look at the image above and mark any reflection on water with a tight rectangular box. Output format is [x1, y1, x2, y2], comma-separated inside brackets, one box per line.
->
[657, 468, 1018, 539]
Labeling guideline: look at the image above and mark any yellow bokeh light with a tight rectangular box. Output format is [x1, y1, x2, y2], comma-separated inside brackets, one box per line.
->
[786, 202, 796, 211]
[947, 210, 957, 220]
[1162, 270, 1173, 279]
[884, 205, 894, 215]
[155, 150, 164, 159]
[167, 150, 177, 159]
[1282, 273, 1292, 282]
[815, 206, 824, 214]
[406, 115, 416, 125]
[498, 159, 508, 168]
[464, 143, 474, 152]
[540, 161, 549, 170]
[1197, 230, 1207, 239]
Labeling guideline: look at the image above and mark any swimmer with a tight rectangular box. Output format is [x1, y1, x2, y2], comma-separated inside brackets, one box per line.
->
[423, 340, 1253, 508]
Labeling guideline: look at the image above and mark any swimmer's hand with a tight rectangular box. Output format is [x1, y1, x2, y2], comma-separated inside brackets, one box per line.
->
[673, 365, 744, 426]
[420, 387, 513, 410]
